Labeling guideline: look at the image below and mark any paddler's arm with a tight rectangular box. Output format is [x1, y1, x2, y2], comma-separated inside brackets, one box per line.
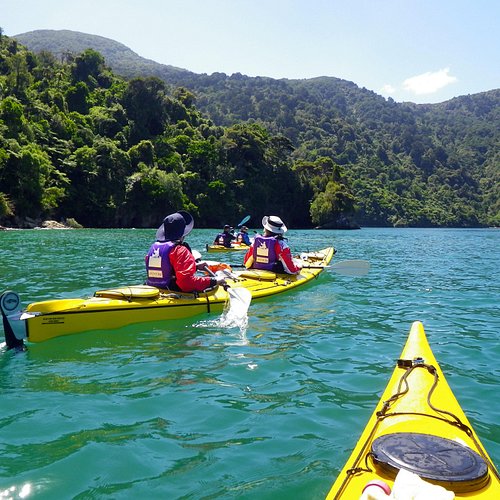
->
[276, 240, 302, 274]
[171, 245, 224, 292]
[243, 244, 254, 269]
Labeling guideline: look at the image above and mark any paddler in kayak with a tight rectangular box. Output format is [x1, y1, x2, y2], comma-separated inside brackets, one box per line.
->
[243, 216, 302, 274]
[235, 225, 251, 246]
[213, 224, 236, 247]
[145, 211, 226, 292]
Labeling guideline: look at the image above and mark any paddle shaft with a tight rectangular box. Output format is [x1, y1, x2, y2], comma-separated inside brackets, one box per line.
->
[225, 264, 331, 271]
[201, 263, 232, 291]
[302, 260, 370, 276]
[224, 264, 329, 269]
[201, 263, 252, 313]
[214, 260, 370, 277]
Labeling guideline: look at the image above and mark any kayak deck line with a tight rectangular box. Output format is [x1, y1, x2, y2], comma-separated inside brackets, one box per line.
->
[326, 321, 500, 499]
[28, 298, 219, 316]
[380, 361, 500, 486]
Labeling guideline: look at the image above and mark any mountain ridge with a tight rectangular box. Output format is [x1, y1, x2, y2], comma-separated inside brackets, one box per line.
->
[14, 29, 497, 106]
[4, 29, 499, 228]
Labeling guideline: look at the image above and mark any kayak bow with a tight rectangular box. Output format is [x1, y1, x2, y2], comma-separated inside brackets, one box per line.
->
[326, 321, 500, 499]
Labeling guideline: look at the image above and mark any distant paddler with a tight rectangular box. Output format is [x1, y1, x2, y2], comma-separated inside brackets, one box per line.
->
[235, 225, 251, 246]
[212, 224, 236, 248]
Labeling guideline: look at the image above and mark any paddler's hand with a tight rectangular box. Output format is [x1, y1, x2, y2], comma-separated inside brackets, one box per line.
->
[196, 261, 209, 271]
[214, 270, 227, 286]
[200, 262, 227, 287]
[215, 276, 227, 286]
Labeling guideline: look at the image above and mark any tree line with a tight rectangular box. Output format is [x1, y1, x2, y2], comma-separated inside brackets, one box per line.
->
[1, 31, 498, 228]
[0, 34, 357, 229]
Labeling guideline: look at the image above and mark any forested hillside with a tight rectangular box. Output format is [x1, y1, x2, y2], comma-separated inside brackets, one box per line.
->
[3, 29, 500, 228]
[0, 34, 327, 229]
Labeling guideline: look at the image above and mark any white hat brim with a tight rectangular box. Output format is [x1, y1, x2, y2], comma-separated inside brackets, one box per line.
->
[262, 215, 287, 235]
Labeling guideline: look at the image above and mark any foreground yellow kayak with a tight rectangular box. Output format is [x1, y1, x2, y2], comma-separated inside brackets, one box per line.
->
[1, 247, 334, 347]
[326, 321, 500, 499]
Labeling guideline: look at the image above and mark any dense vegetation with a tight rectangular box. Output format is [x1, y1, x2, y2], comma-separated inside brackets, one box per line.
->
[0, 34, 319, 228]
[2, 29, 499, 228]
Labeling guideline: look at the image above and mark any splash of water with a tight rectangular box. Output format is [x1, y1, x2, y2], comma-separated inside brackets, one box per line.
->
[218, 298, 249, 329]
[193, 288, 251, 331]
[194, 302, 248, 331]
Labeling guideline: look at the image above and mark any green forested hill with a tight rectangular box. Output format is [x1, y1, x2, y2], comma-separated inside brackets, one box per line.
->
[3, 29, 500, 228]
[14, 29, 193, 82]
[0, 33, 322, 229]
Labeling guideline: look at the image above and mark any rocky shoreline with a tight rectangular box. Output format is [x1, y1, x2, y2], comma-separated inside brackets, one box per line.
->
[0, 218, 83, 230]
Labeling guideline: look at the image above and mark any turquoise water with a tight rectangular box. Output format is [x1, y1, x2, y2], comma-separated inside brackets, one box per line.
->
[1, 227, 499, 499]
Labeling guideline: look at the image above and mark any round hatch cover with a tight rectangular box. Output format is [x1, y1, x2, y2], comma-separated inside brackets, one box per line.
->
[372, 432, 488, 492]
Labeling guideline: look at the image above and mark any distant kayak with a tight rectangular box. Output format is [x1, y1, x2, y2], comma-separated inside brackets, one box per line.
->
[1, 247, 334, 347]
[326, 321, 500, 499]
[206, 243, 250, 252]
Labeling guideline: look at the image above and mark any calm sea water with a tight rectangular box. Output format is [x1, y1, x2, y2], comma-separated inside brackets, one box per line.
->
[1, 227, 499, 499]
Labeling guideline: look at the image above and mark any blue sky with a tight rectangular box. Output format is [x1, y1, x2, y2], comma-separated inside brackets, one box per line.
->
[3, 0, 499, 104]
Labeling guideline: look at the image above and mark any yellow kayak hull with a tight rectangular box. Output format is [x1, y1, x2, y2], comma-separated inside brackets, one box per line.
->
[206, 244, 250, 252]
[9, 247, 334, 343]
[326, 321, 500, 499]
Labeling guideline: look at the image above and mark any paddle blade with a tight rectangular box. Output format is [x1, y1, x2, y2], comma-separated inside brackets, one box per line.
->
[331, 260, 370, 276]
[218, 287, 252, 329]
[227, 287, 252, 314]
[237, 215, 251, 228]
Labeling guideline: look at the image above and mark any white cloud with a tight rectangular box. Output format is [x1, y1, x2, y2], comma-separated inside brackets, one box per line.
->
[380, 84, 396, 95]
[403, 68, 458, 95]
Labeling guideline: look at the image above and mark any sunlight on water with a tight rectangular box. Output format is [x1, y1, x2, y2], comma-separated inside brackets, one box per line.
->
[0, 482, 33, 498]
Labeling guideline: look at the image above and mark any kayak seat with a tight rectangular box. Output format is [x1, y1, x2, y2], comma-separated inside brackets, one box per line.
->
[371, 432, 489, 493]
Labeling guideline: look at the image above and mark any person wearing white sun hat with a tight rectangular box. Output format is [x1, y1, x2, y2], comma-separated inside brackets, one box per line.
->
[145, 210, 226, 292]
[243, 215, 301, 274]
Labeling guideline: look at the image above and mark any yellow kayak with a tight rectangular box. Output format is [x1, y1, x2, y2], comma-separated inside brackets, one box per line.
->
[1, 247, 334, 347]
[326, 321, 500, 499]
[206, 243, 250, 252]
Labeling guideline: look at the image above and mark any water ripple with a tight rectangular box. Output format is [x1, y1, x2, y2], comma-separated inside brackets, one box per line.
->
[1, 228, 499, 498]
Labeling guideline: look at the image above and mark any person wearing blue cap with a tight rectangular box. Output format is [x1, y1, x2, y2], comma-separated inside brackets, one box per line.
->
[145, 211, 225, 292]
[213, 224, 236, 248]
